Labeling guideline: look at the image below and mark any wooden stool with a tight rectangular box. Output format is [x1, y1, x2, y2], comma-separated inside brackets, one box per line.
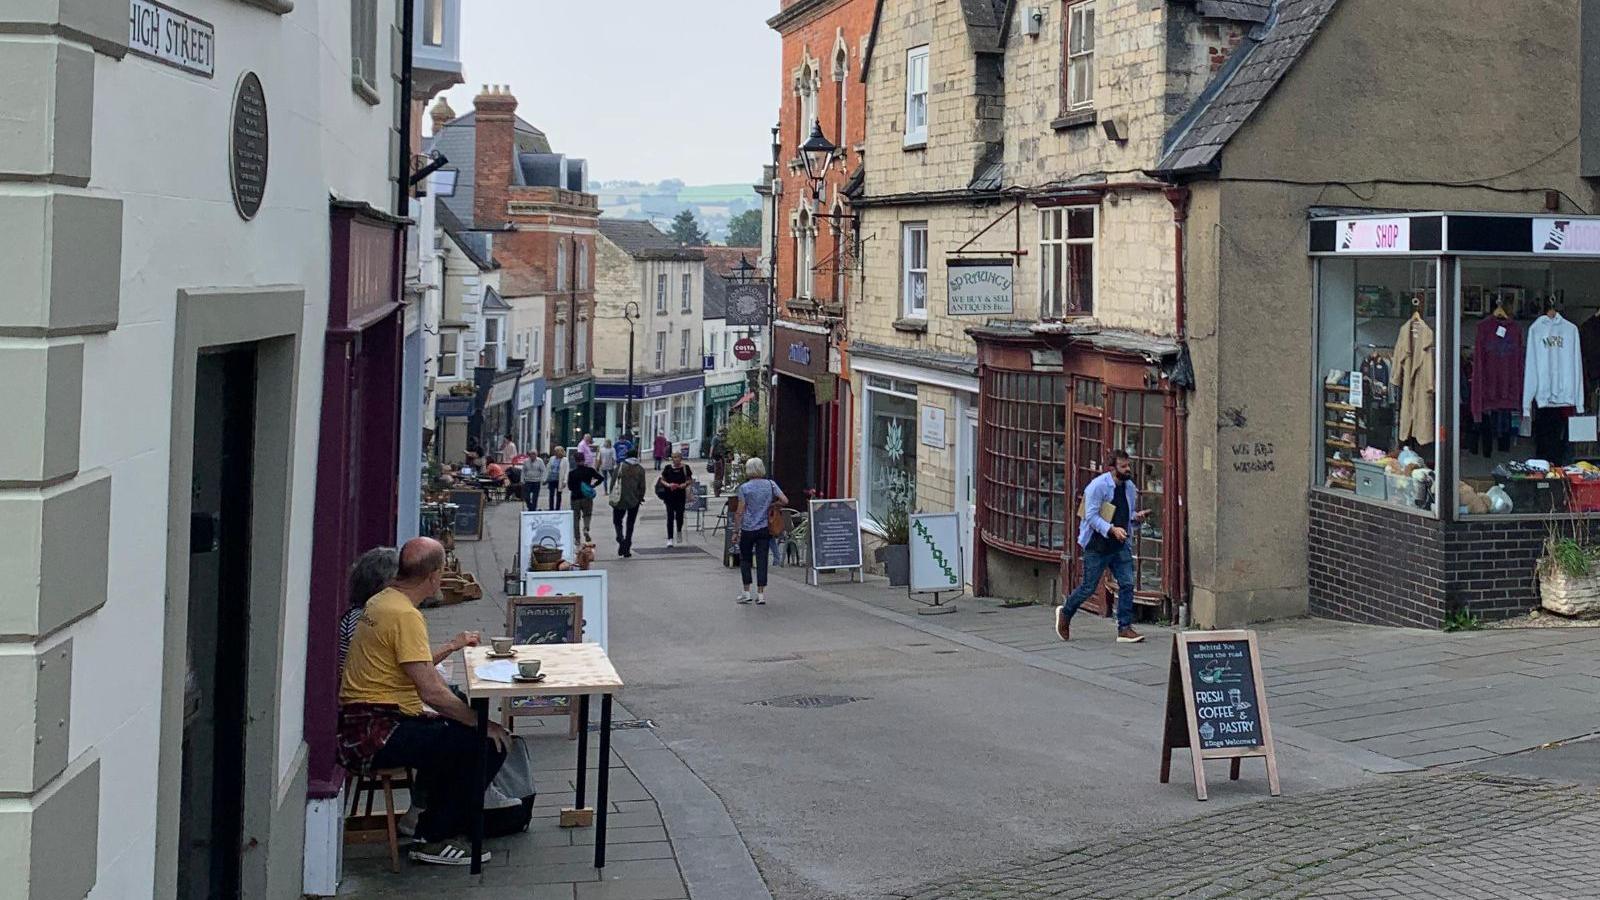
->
[344, 767, 413, 873]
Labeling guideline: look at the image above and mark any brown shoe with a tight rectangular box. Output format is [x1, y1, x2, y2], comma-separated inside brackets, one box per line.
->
[1055, 606, 1070, 641]
[1116, 627, 1145, 644]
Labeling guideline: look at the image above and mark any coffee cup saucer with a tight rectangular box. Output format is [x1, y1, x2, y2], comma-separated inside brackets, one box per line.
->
[512, 672, 546, 683]
[486, 650, 517, 659]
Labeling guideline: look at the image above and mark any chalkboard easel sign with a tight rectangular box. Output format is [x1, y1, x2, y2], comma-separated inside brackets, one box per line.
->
[504, 595, 583, 735]
[1160, 630, 1280, 801]
[807, 498, 864, 585]
[448, 488, 485, 541]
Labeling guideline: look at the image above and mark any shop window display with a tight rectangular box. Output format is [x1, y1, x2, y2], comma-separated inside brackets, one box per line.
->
[1317, 258, 1441, 513]
[981, 370, 1067, 551]
[865, 376, 918, 524]
[1456, 259, 1600, 515]
[1110, 390, 1165, 592]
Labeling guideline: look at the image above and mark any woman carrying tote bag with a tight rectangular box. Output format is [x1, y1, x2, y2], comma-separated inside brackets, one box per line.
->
[730, 458, 787, 605]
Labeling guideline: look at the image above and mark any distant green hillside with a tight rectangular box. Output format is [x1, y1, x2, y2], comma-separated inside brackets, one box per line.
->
[676, 184, 757, 204]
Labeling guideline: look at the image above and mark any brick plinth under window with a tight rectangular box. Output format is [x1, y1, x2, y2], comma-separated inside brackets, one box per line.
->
[1309, 490, 1600, 628]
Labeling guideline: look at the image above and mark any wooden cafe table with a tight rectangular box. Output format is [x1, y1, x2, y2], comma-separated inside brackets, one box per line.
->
[461, 642, 624, 875]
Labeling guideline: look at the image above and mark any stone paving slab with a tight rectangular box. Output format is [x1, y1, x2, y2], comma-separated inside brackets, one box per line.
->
[887, 772, 1600, 899]
[761, 553, 1600, 767]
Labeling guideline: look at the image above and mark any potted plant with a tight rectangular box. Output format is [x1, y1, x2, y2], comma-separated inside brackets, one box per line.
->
[871, 472, 912, 586]
[1537, 522, 1600, 617]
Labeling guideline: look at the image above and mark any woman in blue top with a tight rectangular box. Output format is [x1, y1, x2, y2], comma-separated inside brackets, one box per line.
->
[731, 458, 787, 604]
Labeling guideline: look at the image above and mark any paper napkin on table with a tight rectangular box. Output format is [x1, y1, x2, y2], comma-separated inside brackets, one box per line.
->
[473, 660, 520, 683]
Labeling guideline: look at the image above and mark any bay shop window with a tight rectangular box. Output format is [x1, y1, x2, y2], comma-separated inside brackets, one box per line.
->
[975, 341, 1176, 607]
[1312, 213, 1600, 519]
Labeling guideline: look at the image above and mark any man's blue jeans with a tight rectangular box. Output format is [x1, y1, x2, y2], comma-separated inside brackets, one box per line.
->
[1062, 544, 1136, 629]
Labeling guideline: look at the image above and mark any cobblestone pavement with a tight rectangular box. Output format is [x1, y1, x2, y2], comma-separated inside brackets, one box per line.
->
[889, 771, 1600, 899]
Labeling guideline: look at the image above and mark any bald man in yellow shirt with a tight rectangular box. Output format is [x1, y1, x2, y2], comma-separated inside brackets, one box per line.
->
[339, 537, 510, 866]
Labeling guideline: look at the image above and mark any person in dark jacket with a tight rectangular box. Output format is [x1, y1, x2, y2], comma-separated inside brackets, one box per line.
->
[611, 450, 648, 557]
[567, 457, 604, 543]
[656, 451, 692, 547]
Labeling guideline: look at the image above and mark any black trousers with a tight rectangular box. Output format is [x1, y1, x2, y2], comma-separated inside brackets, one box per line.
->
[546, 482, 562, 509]
[739, 529, 771, 588]
[663, 497, 686, 539]
[612, 504, 639, 551]
[371, 716, 506, 844]
[1533, 404, 1573, 464]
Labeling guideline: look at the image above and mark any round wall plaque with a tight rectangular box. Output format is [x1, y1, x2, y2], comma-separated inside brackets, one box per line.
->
[229, 71, 269, 220]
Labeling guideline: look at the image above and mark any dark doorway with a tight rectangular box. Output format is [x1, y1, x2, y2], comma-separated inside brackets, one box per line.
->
[179, 347, 257, 900]
[773, 376, 819, 500]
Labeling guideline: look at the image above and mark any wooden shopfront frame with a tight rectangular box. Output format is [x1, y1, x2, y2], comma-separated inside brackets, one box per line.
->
[973, 331, 1183, 618]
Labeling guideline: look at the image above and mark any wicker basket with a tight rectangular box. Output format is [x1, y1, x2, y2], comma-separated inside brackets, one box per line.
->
[530, 537, 564, 572]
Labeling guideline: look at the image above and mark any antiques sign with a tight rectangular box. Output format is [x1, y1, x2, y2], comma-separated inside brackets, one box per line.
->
[129, 0, 214, 78]
[229, 72, 269, 220]
[947, 258, 1014, 316]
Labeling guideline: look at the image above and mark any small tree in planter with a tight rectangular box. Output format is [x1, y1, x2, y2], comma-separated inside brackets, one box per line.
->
[871, 470, 913, 586]
[1538, 520, 1600, 617]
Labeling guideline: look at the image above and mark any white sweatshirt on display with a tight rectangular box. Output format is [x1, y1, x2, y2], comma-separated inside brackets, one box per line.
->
[1523, 313, 1585, 414]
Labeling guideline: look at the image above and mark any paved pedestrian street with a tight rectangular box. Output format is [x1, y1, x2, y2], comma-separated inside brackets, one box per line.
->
[891, 769, 1600, 900]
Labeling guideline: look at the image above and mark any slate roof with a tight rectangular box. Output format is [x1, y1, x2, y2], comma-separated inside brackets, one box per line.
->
[1155, 0, 1339, 176]
[865, 0, 1008, 79]
[1194, 0, 1271, 22]
[424, 110, 552, 226]
[436, 201, 498, 271]
[482, 285, 510, 311]
[597, 219, 707, 260]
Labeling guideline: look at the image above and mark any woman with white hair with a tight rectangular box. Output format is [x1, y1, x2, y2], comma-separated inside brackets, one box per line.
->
[730, 457, 787, 604]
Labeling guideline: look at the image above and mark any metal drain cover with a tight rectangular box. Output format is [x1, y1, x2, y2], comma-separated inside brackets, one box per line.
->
[748, 694, 869, 709]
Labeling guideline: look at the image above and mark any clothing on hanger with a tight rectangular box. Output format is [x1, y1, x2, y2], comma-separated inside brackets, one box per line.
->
[1472, 316, 1524, 422]
[1579, 311, 1600, 388]
[1524, 312, 1585, 415]
[1393, 316, 1435, 445]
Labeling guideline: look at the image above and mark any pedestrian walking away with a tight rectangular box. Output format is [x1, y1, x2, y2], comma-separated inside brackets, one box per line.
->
[1057, 449, 1146, 643]
[611, 449, 647, 557]
[568, 455, 605, 543]
[730, 457, 786, 604]
[653, 432, 669, 470]
[522, 453, 547, 511]
[656, 451, 692, 546]
[545, 447, 567, 510]
[598, 439, 617, 493]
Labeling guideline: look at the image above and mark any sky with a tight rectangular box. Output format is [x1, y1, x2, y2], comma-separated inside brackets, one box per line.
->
[434, 1, 781, 186]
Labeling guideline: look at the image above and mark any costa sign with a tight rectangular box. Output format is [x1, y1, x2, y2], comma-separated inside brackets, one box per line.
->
[733, 337, 758, 361]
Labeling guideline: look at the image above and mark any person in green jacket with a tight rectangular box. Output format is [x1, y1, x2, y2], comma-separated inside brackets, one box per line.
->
[610, 449, 648, 557]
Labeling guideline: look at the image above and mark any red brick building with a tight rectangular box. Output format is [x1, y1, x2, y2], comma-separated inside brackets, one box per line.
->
[768, 0, 874, 499]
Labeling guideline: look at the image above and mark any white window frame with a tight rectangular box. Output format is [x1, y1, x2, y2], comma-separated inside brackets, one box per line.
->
[577, 244, 588, 289]
[554, 320, 568, 374]
[1038, 206, 1097, 318]
[834, 47, 849, 148]
[656, 273, 668, 314]
[423, 0, 444, 46]
[350, 0, 379, 99]
[529, 326, 542, 365]
[483, 315, 505, 369]
[799, 63, 818, 146]
[1066, 1, 1095, 110]
[557, 242, 568, 291]
[654, 331, 667, 372]
[904, 45, 929, 147]
[681, 272, 693, 313]
[575, 319, 589, 370]
[439, 331, 459, 378]
[679, 329, 692, 368]
[901, 222, 928, 318]
[860, 375, 920, 529]
[797, 209, 816, 299]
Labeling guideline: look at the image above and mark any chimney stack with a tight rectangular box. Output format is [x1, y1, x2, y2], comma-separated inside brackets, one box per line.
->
[473, 83, 519, 227]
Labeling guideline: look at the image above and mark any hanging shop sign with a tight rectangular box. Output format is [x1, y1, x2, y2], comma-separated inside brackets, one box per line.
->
[229, 72, 269, 220]
[946, 258, 1015, 316]
[733, 337, 758, 361]
[128, 0, 215, 78]
[1160, 631, 1281, 801]
[1335, 218, 1409, 253]
[554, 380, 593, 410]
[814, 373, 838, 405]
[725, 283, 769, 327]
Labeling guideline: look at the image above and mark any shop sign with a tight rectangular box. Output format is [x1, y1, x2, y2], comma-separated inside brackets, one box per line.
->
[484, 380, 515, 408]
[346, 218, 397, 326]
[775, 328, 827, 378]
[919, 405, 947, 449]
[1534, 218, 1600, 255]
[1031, 349, 1063, 371]
[725, 283, 769, 327]
[129, 0, 215, 78]
[1335, 218, 1409, 253]
[909, 513, 963, 593]
[229, 72, 268, 221]
[814, 373, 838, 405]
[947, 258, 1014, 316]
[643, 375, 703, 399]
[705, 382, 745, 404]
[555, 380, 592, 410]
[733, 337, 758, 361]
[517, 379, 544, 411]
[436, 396, 472, 418]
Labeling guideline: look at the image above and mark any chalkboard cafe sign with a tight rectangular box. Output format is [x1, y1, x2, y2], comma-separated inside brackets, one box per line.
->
[1160, 631, 1280, 801]
[808, 499, 863, 572]
[947, 258, 1013, 316]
